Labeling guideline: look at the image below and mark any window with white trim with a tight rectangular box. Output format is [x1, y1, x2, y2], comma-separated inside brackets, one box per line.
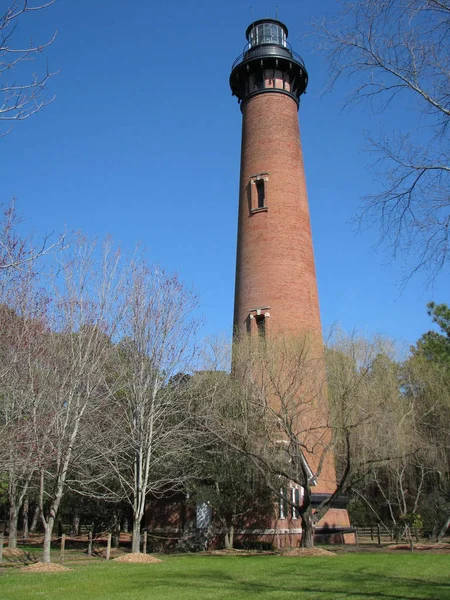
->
[255, 179, 265, 208]
[279, 487, 287, 520]
[291, 487, 301, 519]
[249, 173, 269, 213]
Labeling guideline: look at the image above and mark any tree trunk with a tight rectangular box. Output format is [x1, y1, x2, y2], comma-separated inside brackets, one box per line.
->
[112, 511, 120, 548]
[30, 504, 40, 533]
[300, 511, 315, 548]
[72, 512, 80, 536]
[224, 523, 234, 550]
[437, 515, 450, 543]
[8, 503, 19, 549]
[131, 520, 141, 553]
[22, 497, 29, 539]
[42, 517, 55, 564]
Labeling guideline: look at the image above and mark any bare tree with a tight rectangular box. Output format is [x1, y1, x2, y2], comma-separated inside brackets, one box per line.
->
[0, 290, 48, 548]
[28, 237, 131, 563]
[0, 202, 62, 548]
[100, 263, 199, 554]
[319, 0, 450, 278]
[238, 334, 355, 548]
[201, 332, 415, 547]
[0, 202, 65, 294]
[0, 202, 66, 549]
[1, 0, 58, 136]
[198, 334, 346, 548]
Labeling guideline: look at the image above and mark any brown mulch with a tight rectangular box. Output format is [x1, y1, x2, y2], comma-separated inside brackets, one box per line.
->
[22, 562, 72, 572]
[114, 552, 162, 564]
[283, 547, 336, 557]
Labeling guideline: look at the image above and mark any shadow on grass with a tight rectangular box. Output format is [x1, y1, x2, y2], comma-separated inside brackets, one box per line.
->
[2, 553, 449, 600]
[0, 550, 37, 566]
[121, 557, 450, 600]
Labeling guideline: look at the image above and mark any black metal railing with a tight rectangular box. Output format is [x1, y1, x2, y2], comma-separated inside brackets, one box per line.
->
[231, 41, 306, 71]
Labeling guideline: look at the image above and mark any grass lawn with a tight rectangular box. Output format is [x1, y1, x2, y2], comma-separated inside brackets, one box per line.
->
[1, 553, 449, 600]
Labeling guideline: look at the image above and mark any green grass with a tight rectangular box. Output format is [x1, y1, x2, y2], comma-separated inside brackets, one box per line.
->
[1, 553, 449, 600]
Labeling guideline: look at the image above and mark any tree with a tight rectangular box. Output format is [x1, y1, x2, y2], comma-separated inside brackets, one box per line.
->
[329, 332, 434, 542]
[328, 319, 450, 544]
[320, 0, 450, 277]
[190, 443, 273, 550]
[241, 335, 346, 549]
[0, 200, 59, 547]
[29, 237, 131, 563]
[218, 332, 423, 548]
[201, 334, 355, 548]
[1, 0, 58, 136]
[0, 202, 65, 293]
[100, 263, 199, 554]
[406, 302, 450, 539]
[0, 202, 65, 549]
[412, 302, 450, 365]
[0, 298, 48, 548]
[187, 370, 274, 550]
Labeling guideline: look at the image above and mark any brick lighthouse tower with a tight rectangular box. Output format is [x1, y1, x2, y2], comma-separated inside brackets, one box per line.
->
[230, 19, 351, 544]
[231, 18, 318, 338]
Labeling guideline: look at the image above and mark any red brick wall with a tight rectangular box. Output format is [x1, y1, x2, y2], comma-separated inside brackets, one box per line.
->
[234, 92, 322, 336]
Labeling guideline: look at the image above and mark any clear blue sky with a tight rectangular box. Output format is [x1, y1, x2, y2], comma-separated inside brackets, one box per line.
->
[3, 0, 448, 348]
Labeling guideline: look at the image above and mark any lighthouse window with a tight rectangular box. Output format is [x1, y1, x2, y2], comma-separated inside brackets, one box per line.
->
[255, 314, 266, 336]
[249, 23, 287, 48]
[249, 173, 269, 213]
[256, 179, 265, 208]
[254, 70, 264, 90]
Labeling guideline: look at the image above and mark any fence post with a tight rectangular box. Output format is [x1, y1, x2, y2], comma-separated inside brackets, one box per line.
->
[0, 534, 3, 563]
[354, 528, 359, 546]
[106, 533, 112, 560]
[143, 531, 147, 554]
[377, 524, 381, 546]
[60, 534, 66, 563]
[87, 530, 93, 557]
[370, 527, 374, 541]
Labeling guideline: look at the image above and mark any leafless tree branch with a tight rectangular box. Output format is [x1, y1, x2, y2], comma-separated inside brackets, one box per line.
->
[0, 1, 58, 135]
[318, 0, 450, 278]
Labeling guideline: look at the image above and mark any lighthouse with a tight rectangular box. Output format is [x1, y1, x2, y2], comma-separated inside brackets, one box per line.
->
[230, 19, 351, 545]
[230, 19, 320, 338]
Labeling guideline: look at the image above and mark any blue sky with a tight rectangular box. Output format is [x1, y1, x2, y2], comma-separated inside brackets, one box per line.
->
[3, 0, 448, 348]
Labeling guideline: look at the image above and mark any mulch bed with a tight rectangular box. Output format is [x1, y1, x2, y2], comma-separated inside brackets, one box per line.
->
[21, 562, 72, 572]
[282, 547, 336, 557]
[114, 552, 162, 563]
